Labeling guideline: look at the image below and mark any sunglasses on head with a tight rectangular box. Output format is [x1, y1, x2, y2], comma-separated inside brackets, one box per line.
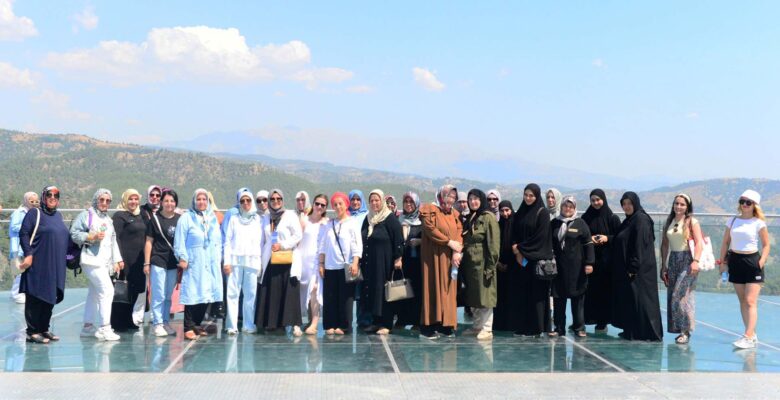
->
[739, 199, 754, 206]
[314, 202, 327, 208]
[673, 222, 679, 233]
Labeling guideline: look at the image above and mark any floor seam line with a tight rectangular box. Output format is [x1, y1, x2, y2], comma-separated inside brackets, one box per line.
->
[562, 335, 626, 373]
[1, 301, 85, 340]
[660, 307, 780, 352]
[380, 335, 410, 398]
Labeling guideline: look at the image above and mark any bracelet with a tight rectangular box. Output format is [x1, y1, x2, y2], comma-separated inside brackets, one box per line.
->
[692, 259, 699, 263]
[143, 263, 151, 266]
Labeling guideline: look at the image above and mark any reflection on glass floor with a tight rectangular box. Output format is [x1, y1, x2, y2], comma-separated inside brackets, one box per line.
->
[2, 289, 779, 373]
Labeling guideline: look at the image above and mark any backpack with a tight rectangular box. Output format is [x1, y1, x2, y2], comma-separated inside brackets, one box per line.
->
[66, 210, 92, 276]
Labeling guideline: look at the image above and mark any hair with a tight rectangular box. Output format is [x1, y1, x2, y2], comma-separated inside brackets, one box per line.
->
[308, 194, 328, 217]
[161, 189, 178, 206]
[663, 195, 694, 240]
[737, 202, 766, 221]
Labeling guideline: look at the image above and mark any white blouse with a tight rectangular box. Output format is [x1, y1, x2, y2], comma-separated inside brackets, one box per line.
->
[728, 217, 767, 253]
[318, 217, 362, 270]
[223, 214, 264, 270]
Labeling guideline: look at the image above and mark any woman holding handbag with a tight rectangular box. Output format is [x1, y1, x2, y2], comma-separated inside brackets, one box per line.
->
[461, 189, 500, 340]
[71, 188, 124, 342]
[256, 189, 304, 336]
[144, 189, 181, 337]
[318, 192, 362, 335]
[660, 193, 703, 344]
[360, 189, 404, 335]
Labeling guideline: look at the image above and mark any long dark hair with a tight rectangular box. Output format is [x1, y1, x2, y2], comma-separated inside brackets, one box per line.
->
[308, 194, 328, 218]
[662, 194, 693, 239]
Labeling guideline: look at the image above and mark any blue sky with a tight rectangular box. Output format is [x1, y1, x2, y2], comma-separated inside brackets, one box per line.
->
[1, 1, 778, 186]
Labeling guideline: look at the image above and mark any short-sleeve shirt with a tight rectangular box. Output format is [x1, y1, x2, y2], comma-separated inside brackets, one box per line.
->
[728, 217, 767, 253]
[146, 212, 181, 269]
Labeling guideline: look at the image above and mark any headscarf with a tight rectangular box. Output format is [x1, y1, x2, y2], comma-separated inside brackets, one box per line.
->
[464, 189, 489, 234]
[190, 188, 212, 216]
[91, 188, 112, 218]
[330, 192, 350, 217]
[512, 183, 553, 260]
[619, 191, 654, 240]
[295, 191, 311, 216]
[385, 194, 398, 215]
[398, 191, 421, 226]
[41, 186, 60, 215]
[268, 188, 286, 228]
[256, 190, 269, 215]
[348, 189, 367, 216]
[435, 184, 458, 213]
[581, 189, 616, 236]
[556, 196, 578, 249]
[367, 189, 393, 237]
[546, 188, 562, 220]
[117, 188, 141, 216]
[146, 185, 162, 211]
[236, 188, 257, 224]
[454, 191, 468, 214]
[487, 189, 502, 218]
[21, 191, 37, 212]
[498, 200, 514, 260]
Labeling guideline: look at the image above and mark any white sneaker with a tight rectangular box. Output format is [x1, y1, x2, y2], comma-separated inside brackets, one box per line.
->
[292, 326, 303, 337]
[133, 319, 144, 327]
[227, 329, 238, 336]
[12, 294, 26, 304]
[163, 324, 176, 336]
[153, 324, 168, 337]
[96, 327, 120, 341]
[733, 335, 758, 349]
[241, 327, 257, 334]
[80, 325, 97, 338]
[477, 330, 493, 340]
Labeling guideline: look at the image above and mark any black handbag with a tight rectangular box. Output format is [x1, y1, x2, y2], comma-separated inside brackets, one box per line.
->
[535, 259, 558, 281]
[112, 279, 131, 304]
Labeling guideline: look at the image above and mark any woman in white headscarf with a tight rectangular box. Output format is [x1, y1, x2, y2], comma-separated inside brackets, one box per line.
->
[486, 189, 502, 221]
[112, 189, 148, 330]
[8, 192, 39, 304]
[546, 188, 563, 220]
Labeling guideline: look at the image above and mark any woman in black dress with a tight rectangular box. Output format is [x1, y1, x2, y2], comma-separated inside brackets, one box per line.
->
[112, 189, 148, 331]
[493, 200, 515, 331]
[397, 191, 423, 328]
[361, 189, 404, 334]
[611, 192, 663, 341]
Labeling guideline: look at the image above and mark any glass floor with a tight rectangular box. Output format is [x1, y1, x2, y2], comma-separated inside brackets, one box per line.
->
[2, 289, 779, 373]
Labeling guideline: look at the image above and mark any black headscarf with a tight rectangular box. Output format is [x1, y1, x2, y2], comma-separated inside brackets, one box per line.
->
[40, 186, 60, 215]
[619, 191, 654, 239]
[581, 189, 617, 236]
[498, 200, 514, 262]
[463, 189, 489, 234]
[511, 183, 553, 260]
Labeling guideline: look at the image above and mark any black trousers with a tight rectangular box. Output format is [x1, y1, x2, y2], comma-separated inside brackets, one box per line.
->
[25, 295, 54, 335]
[553, 295, 585, 333]
[184, 303, 209, 331]
[322, 269, 355, 331]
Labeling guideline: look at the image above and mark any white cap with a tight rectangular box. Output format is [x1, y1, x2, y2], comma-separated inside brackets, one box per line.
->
[740, 189, 761, 205]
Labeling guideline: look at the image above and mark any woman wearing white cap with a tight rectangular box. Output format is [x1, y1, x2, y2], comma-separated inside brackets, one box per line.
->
[718, 189, 771, 349]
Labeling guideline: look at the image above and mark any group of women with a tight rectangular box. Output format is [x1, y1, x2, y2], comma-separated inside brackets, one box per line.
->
[7, 183, 770, 350]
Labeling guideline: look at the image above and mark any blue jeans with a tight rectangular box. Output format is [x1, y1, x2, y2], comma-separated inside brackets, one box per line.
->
[151, 265, 178, 326]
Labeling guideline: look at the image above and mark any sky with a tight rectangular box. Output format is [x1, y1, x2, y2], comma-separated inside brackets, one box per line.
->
[1, 0, 779, 186]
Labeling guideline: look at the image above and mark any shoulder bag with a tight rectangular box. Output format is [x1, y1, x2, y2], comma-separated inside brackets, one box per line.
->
[385, 269, 414, 302]
[270, 219, 294, 265]
[333, 220, 362, 283]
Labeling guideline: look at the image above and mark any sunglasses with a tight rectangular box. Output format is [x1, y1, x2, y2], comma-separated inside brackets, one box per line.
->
[46, 193, 60, 199]
[270, 197, 283, 202]
[739, 199, 754, 206]
[240, 198, 252, 204]
[256, 198, 268, 203]
[149, 193, 161, 198]
[314, 202, 327, 208]
[488, 197, 499, 202]
[673, 222, 679, 233]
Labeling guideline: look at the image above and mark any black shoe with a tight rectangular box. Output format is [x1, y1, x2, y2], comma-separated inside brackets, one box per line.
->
[618, 331, 630, 340]
[438, 327, 455, 337]
[362, 325, 379, 334]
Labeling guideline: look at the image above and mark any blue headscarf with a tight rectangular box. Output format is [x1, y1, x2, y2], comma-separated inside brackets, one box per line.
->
[348, 189, 367, 217]
[190, 188, 213, 216]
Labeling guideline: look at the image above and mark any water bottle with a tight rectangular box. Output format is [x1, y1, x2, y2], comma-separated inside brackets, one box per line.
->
[721, 271, 729, 283]
[451, 264, 458, 280]
[271, 231, 278, 244]
[521, 258, 528, 268]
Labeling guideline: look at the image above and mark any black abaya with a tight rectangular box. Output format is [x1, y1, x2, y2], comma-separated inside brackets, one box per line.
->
[581, 189, 621, 326]
[361, 215, 404, 328]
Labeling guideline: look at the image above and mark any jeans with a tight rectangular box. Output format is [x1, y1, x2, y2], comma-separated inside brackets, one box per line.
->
[225, 265, 258, 331]
[151, 265, 178, 326]
[83, 266, 114, 327]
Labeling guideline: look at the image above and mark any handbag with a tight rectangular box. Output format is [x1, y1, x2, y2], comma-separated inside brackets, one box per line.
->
[332, 220, 363, 283]
[269, 219, 294, 264]
[535, 258, 558, 280]
[688, 235, 716, 271]
[385, 269, 414, 302]
[112, 278, 131, 304]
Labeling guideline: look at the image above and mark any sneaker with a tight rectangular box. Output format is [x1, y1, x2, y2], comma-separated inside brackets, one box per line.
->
[292, 326, 303, 337]
[477, 330, 493, 340]
[163, 324, 176, 336]
[419, 332, 438, 340]
[242, 327, 257, 334]
[96, 327, 120, 341]
[153, 324, 168, 337]
[733, 335, 757, 349]
[80, 325, 97, 338]
[226, 329, 238, 336]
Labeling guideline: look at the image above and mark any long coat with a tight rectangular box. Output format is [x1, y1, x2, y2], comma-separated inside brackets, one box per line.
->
[19, 208, 69, 305]
[419, 204, 462, 327]
[460, 212, 500, 308]
[174, 211, 223, 305]
[551, 218, 595, 298]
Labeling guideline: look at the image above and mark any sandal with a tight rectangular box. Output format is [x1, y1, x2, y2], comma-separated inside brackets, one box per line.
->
[26, 333, 50, 344]
[195, 327, 208, 336]
[184, 330, 199, 340]
[576, 330, 587, 338]
[305, 325, 318, 335]
[325, 328, 335, 335]
[548, 331, 559, 337]
[675, 333, 690, 344]
[42, 331, 60, 341]
[334, 328, 345, 335]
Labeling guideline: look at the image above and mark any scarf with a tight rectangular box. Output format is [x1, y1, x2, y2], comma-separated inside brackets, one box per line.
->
[237, 188, 257, 224]
[546, 188, 562, 220]
[41, 186, 60, 215]
[146, 185, 161, 211]
[498, 200, 514, 257]
[21, 191, 37, 212]
[556, 196, 578, 249]
[367, 189, 392, 237]
[435, 184, 457, 213]
[487, 189, 501, 219]
[117, 189, 141, 216]
[581, 189, 617, 236]
[398, 191, 421, 226]
[256, 190, 269, 215]
[91, 188, 112, 218]
[348, 189, 367, 216]
[268, 188, 286, 228]
[295, 191, 311, 216]
[463, 189, 489, 234]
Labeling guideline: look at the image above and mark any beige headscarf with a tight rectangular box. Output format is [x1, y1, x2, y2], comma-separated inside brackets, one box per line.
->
[367, 189, 392, 237]
[117, 189, 142, 216]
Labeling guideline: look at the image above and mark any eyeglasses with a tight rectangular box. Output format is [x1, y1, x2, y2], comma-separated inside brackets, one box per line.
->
[30, 200, 40, 205]
[98, 198, 112, 203]
[149, 193, 161, 198]
[488, 197, 499, 202]
[314, 202, 327, 208]
[739, 199, 754, 206]
[240, 198, 252, 204]
[270, 197, 283, 202]
[256, 198, 268, 203]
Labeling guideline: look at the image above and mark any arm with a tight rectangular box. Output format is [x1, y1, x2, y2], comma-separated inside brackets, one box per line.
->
[420, 206, 454, 246]
[388, 216, 404, 268]
[759, 226, 770, 269]
[690, 219, 704, 275]
[69, 210, 91, 246]
[580, 222, 595, 273]
[144, 236, 153, 275]
[718, 218, 732, 273]
[627, 215, 652, 276]
[19, 209, 37, 261]
[485, 216, 501, 272]
[223, 218, 234, 274]
[659, 224, 670, 286]
[174, 214, 189, 268]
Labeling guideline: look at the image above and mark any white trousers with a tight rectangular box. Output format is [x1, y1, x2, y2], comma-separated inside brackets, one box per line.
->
[225, 265, 258, 331]
[83, 266, 114, 327]
[472, 307, 494, 332]
[132, 290, 146, 324]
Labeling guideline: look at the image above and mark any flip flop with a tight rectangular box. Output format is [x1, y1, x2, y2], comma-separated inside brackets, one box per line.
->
[26, 333, 50, 344]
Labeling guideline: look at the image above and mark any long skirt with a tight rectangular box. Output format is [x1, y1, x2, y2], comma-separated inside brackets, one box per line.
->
[667, 251, 696, 333]
[255, 263, 302, 329]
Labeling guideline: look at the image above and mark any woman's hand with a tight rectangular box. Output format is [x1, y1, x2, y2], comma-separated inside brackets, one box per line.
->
[143, 264, 150, 275]
[584, 265, 593, 275]
[271, 243, 282, 252]
[113, 263, 122, 275]
[394, 258, 403, 270]
[448, 240, 463, 252]
[514, 253, 524, 267]
[350, 263, 359, 277]
[716, 259, 726, 274]
[690, 261, 700, 276]
[179, 260, 188, 270]
[118, 261, 125, 270]
[660, 268, 669, 287]
[319, 265, 325, 278]
[759, 259, 766, 269]
[19, 255, 33, 270]
[453, 252, 463, 267]
[223, 264, 232, 275]
[409, 238, 421, 247]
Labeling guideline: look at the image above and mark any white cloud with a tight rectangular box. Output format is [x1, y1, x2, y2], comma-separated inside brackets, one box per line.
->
[43, 25, 353, 88]
[31, 89, 91, 120]
[686, 111, 700, 119]
[412, 67, 445, 91]
[346, 85, 374, 94]
[0, 61, 35, 88]
[72, 5, 98, 32]
[592, 58, 606, 68]
[0, 0, 36, 41]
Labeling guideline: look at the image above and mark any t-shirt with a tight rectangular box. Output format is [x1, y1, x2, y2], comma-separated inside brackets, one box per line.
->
[146, 212, 181, 269]
[728, 217, 767, 253]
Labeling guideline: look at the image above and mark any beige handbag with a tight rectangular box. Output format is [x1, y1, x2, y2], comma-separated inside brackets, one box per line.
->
[385, 269, 414, 302]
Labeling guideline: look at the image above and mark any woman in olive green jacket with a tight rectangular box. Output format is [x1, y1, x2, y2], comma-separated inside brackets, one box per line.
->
[461, 189, 501, 340]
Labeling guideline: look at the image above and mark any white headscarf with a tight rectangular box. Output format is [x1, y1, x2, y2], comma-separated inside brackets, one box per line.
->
[556, 196, 577, 249]
[367, 189, 392, 237]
